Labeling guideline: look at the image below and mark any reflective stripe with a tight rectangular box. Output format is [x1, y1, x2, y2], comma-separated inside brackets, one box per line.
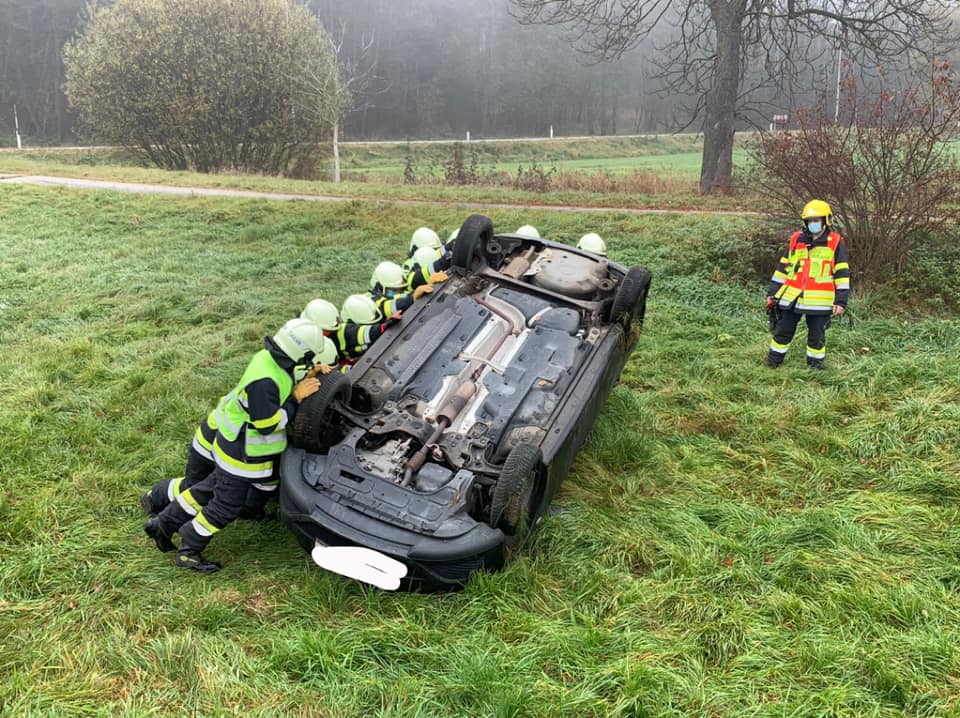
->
[166, 477, 184, 502]
[806, 345, 826, 359]
[251, 409, 282, 430]
[278, 408, 289, 430]
[834, 262, 849, 271]
[252, 481, 279, 492]
[245, 430, 288, 457]
[835, 279, 850, 289]
[214, 441, 274, 479]
[176, 490, 200, 517]
[770, 339, 790, 353]
[771, 274, 786, 284]
[192, 512, 218, 537]
[192, 434, 214, 460]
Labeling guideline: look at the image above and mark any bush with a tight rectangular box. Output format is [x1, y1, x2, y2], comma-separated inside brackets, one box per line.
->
[64, 0, 339, 176]
[748, 67, 960, 285]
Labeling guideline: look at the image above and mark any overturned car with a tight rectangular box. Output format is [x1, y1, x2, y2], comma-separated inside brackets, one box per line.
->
[280, 215, 650, 590]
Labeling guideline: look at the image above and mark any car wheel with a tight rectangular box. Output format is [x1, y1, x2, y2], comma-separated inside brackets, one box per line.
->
[451, 214, 493, 273]
[489, 442, 543, 538]
[607, 266, 651, 331]
[290, 372, 352, 453]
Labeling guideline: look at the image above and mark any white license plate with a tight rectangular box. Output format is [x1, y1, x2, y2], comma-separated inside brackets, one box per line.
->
[310, 543, 409, 590]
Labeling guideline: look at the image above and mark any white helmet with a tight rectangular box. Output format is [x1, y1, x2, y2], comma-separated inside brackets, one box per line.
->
[577, 232, 607, 256]
[411, 245, 441, 270]
[447, 228, 459, 244]
[341, 294, 382, 324]
[516, 224, 540, 239]
[300, 298, 340, 332]
[370, 261, 406, 292]
[409, 227, 442, 254]
[273, 318, 337, 365]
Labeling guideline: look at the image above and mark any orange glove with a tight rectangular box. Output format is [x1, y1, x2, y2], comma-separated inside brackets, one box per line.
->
[292, 377, 320, 403]
[413, 284, 434, 300]
[429, 271, 449, 284]
[307, 364, 334, 378]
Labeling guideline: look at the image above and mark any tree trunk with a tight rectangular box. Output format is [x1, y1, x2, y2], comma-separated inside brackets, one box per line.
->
[332, 121, 341, 183]
[700, 0, 746, 194]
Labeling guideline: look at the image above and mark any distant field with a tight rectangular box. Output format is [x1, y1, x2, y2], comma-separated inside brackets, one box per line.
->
[2, 182, 959, 716]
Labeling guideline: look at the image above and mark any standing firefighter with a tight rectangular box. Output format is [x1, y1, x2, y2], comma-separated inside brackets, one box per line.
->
[144, 318, 337, 572]
[766, 199, 850, 369]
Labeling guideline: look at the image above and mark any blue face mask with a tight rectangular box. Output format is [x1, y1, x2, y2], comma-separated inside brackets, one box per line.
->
[807, 221, 823, 235]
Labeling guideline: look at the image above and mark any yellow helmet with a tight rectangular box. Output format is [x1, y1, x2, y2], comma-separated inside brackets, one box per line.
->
[801, 199, 832, 227]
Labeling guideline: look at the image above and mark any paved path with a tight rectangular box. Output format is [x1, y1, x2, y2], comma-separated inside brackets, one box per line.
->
[0, 174, 748, 216]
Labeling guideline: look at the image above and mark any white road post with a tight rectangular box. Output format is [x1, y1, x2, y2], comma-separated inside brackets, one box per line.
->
[14, 104, 22, 149]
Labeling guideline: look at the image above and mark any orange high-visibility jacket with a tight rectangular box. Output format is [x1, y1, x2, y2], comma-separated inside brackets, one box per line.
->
[768, 230, 850, 314]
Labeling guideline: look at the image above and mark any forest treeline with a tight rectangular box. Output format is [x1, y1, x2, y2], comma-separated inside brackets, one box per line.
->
[1, 0, 956, 144]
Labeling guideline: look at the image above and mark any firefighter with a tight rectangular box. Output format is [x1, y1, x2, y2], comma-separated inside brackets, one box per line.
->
[300, 298, 340, 337]
[766, 199, 850, 369]
[405, 245, 450, 292]
[368, 261, 433, 317]
[407, 227, 442, 260]
[334, 294, 400, 370]
[143, 318, 338, 572]
[577, 232, 607, 256]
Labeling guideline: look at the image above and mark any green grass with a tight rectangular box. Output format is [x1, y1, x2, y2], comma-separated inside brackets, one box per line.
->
[2, 183, 960, 716]
[0, 137, 761, 211]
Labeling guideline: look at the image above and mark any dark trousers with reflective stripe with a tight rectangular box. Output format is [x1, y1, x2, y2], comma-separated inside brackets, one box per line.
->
[147, 444, 215, 512]
[769, 310, 830, 363]
[153, 464, 277, 552]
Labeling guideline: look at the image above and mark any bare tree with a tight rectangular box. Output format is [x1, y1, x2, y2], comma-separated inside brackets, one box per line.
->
[511, 0, 953, 193]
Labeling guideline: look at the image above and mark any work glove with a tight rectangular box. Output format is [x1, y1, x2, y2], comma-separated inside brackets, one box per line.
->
[413, 284, 434, 301]
[292, 377, 320, 403]
[765, 296, 776, 310]
[306, 364, 334, 378]
[429, 271, 449, 284]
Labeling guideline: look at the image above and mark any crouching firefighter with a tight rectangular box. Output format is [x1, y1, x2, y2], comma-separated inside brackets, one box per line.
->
[143, 318, 338, 572]
[766, 199, 850, 369]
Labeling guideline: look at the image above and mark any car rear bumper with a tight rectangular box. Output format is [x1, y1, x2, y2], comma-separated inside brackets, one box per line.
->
[280, 448, 506, 591]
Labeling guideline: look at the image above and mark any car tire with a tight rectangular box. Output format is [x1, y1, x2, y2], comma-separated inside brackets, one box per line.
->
[607, 266, 651, 331]
[290, 372, 352, 453]
[451, 214, 493, 273]
[489, 442, 543, 537]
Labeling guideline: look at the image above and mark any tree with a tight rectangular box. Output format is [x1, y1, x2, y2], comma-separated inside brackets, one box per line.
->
[750, 68, 960, 282]
[510, 0, 953, 193]
[63, 0, 342, 175]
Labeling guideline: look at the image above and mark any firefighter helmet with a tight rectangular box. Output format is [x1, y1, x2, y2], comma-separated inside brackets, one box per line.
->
[801, 199, 833, 227]
[300, 298, 340, 332]
[341, 294, 382, 324]
[409, 227, 442, 254]
[370, 261, 406, 292]
[273, 318, 337, 365]
[516, 224, 540, 238]
[577, 233, 607, 256]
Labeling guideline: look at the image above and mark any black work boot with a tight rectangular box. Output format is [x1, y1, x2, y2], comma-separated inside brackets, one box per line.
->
[807, 357, 825, 370]
[766, 351, 784, 368]
[144, 518, 176, 552]
[175, 550, 222, 573]
[140, 492, 157, 517]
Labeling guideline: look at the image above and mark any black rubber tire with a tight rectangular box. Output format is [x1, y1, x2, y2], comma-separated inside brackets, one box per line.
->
[607, 266, 651, 331]
[290, 372, 352, 453]
[489, 443, 542, 536]
[451, 214, 494, 273]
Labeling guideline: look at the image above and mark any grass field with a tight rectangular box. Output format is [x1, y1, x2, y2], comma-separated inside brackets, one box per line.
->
[1, 182, 960, 717]
[0, 136, 761, 213]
